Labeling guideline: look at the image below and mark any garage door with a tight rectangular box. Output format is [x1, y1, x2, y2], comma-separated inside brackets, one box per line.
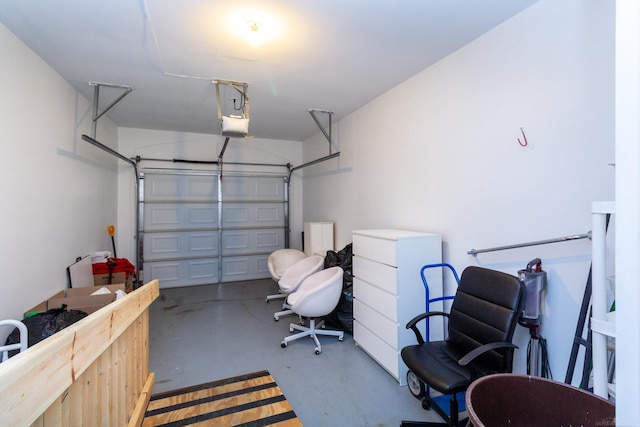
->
[140, 171, 287, 288]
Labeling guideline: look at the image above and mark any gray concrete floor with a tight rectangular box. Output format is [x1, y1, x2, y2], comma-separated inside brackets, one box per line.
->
[148, 279, 444, 427]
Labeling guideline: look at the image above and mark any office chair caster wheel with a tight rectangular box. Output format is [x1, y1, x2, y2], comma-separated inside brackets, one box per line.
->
[281, 342, 287, 348]
[289, 326, 294, 333]
[338, 336, 344, 342]
[407, 370, 426, 399]
[274, 316, 279, 321]
[315, 348, 321, 355]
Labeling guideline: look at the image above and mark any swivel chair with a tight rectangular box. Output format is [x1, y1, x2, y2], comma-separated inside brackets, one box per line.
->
[280, 266, 345, 354]
[400, 266, 524, 427]
[273, 255, 324, 321]
[265, 249, 307, 303]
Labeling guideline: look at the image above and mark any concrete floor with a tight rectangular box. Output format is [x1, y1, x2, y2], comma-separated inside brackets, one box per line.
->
[148, 279, 445, 427]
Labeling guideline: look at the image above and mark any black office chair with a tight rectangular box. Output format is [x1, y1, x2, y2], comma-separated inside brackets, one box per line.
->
[400, 266, 525, 427]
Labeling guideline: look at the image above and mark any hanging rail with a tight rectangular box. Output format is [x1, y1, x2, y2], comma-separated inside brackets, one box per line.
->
[467, 232, 592, 256]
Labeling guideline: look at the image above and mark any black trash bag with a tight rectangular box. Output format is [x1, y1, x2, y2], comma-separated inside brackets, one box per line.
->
[4, 306, 88, 358]
[323, 243, 354, 333]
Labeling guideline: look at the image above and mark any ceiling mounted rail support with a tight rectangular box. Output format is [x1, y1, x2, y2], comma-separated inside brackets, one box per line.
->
[288, 108, 340, 180]
[88, 81, 133, 139]
[467, 232, 592, 256]
[213, 79, 250, 137]
[308, 108, 333, 153]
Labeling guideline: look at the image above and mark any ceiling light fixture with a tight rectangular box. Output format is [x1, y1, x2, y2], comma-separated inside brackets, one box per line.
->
[246, 20, 262, 46]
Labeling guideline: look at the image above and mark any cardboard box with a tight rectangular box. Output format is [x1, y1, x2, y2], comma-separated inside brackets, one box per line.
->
[25, 284, 126, 317]
[93, 272, 133, 291]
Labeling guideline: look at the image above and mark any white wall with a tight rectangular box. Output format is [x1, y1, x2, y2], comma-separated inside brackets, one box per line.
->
[116, 128, 304, 274]
[0, 25, 119, 327]
[614, 0, 640, 423]
[301, 0, 615, 381]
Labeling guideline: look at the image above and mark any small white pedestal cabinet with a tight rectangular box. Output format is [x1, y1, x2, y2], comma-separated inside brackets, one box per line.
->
[352, 229, 443, 385]
[304, 222, 334, 256]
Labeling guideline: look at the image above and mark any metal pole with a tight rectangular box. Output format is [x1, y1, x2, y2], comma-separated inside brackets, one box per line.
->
[467, 232, 591, 256]
[91, 84, 99, 139]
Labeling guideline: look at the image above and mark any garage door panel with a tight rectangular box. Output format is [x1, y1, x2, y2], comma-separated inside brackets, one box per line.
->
[222, 176, 284, 201]
[144, 258, 219, 288]
[144, 231, 218, 260]
[145, 174, 217, 201]
[222, 203, 284, 227]
[221, 229, 284, 255]
[221, 254, 270, 282]
[145, 203, 218, 231]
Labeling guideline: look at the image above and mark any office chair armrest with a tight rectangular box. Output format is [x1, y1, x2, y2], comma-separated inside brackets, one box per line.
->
[405, 311, 449, 345]
[458, 342, 519, 366]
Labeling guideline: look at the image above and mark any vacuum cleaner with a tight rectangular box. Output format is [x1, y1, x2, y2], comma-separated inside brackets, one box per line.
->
[518, 258, 552, 378]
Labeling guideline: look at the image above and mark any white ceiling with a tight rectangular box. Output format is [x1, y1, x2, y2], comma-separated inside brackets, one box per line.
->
[1, 0, 538, 142]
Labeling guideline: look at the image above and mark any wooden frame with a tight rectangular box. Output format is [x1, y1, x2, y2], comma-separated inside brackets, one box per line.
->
[0, 280, 159, 426]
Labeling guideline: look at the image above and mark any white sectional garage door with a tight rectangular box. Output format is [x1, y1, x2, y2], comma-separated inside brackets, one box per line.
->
[140, 171, 286, 288]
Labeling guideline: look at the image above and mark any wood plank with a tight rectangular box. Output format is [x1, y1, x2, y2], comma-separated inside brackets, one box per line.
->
[128, 373, 155, 427]
[0, 280, 159, 426]
[143, 372, 302, 427]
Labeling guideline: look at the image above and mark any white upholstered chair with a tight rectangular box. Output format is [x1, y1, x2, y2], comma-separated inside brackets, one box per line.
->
[280, 266, 345, 354]
[273, 255, 325, 321]
[265, 249, 308, 303]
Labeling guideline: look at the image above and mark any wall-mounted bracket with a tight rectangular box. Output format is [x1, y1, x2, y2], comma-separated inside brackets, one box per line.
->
[89, 81, 133, 139]
[308, 108, 333, 153]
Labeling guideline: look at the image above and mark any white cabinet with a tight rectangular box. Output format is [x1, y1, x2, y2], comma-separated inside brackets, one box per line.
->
[352, 229, 442, 385]
[590, 201, 616, 399]
[304, 222, 334, 256]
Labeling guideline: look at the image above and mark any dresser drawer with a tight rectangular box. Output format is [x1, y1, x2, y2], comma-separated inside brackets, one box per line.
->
[353, 233, 397, 266]
[353, 320, 400, 382]
[353, 255, 397, 294]
[354, 299, 398, 349]
[354, 277, 397, 321]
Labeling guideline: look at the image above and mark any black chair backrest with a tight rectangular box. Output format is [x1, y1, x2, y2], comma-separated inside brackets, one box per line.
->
[446, 266, 524, 371]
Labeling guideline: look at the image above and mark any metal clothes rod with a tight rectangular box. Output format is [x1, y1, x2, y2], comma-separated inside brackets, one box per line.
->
[467, 232, 591, 256]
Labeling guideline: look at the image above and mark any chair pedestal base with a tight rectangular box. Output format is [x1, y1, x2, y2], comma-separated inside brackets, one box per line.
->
[265, 293, 286, 303]
[281, 319, 344, 354]
[274, 306, 295, 321]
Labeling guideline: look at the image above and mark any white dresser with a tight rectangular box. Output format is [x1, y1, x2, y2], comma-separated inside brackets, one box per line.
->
[352, 229, 443, 385]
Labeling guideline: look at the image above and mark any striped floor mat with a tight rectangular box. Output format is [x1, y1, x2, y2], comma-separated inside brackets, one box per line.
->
[143, 370, 302, 427]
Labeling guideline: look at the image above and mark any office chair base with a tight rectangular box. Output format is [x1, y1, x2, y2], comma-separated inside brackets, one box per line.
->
[281, 319, 344, 354]
[273, 307, 295, 321]
[265, 293, 286, 303]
